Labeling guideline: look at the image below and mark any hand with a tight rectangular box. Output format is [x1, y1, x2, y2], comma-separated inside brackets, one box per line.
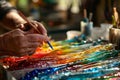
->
[0, 29, 49, 57]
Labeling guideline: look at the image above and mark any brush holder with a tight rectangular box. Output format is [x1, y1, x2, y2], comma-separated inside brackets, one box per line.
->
[109, 28, 120, 49]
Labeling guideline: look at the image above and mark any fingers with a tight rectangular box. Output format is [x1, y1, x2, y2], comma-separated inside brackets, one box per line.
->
[19, 41, 43, 56]
[3, 28, 24, 37]
[13, 34, 44, 48]
[13, 34, 48, 56]
[18, 47, 36, 56]
[32, 21, 47, 36]
[17, 34, 47, 56]
[13, 42, 41, 56]
[28, 42, 41, 47]
[26, 34, 49, 42]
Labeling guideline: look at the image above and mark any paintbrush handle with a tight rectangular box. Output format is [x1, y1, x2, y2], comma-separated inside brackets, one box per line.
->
[83, 9, 87, 18]
[89, 12, 93, 22]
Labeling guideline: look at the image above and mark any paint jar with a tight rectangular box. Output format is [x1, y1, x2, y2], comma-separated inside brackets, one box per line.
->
[66, 30, 81, 40]
[91, 27, 103, 40]
[80, 21, 93, 37]
[100, 23, 113, 40]
[109, 28, 120, 49]
[84, 21, 93, 37]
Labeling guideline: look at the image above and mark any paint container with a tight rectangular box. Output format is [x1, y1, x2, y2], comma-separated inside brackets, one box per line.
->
[109, 28, 120, 49]
[66, 30, 81, 40]
[80, 21, 93, 37]
[84, 21, 93, 37]
[100, 23, 113, 40]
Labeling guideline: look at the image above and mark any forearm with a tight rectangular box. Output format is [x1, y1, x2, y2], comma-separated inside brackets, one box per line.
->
[0, 0, 26, 30]
[0, 10, 26, 30]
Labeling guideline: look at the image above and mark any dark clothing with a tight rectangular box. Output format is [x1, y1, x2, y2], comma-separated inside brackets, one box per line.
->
[0, 0, 15, 20]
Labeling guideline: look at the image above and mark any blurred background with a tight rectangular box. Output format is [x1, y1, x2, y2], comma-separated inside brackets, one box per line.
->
[4, 0, 120, 40]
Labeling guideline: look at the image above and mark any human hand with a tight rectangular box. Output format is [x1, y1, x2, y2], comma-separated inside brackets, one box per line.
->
[0, 29, 49, 57]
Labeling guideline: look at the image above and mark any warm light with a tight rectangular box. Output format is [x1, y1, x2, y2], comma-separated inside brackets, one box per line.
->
[32, 0, 39, 3]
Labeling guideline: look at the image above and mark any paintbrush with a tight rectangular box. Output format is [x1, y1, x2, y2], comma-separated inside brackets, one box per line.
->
[113, 7, 119, 28]
[18, 11, 54, 50]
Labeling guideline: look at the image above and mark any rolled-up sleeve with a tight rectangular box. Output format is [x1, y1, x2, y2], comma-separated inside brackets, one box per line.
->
[0, 0, 16, 20]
